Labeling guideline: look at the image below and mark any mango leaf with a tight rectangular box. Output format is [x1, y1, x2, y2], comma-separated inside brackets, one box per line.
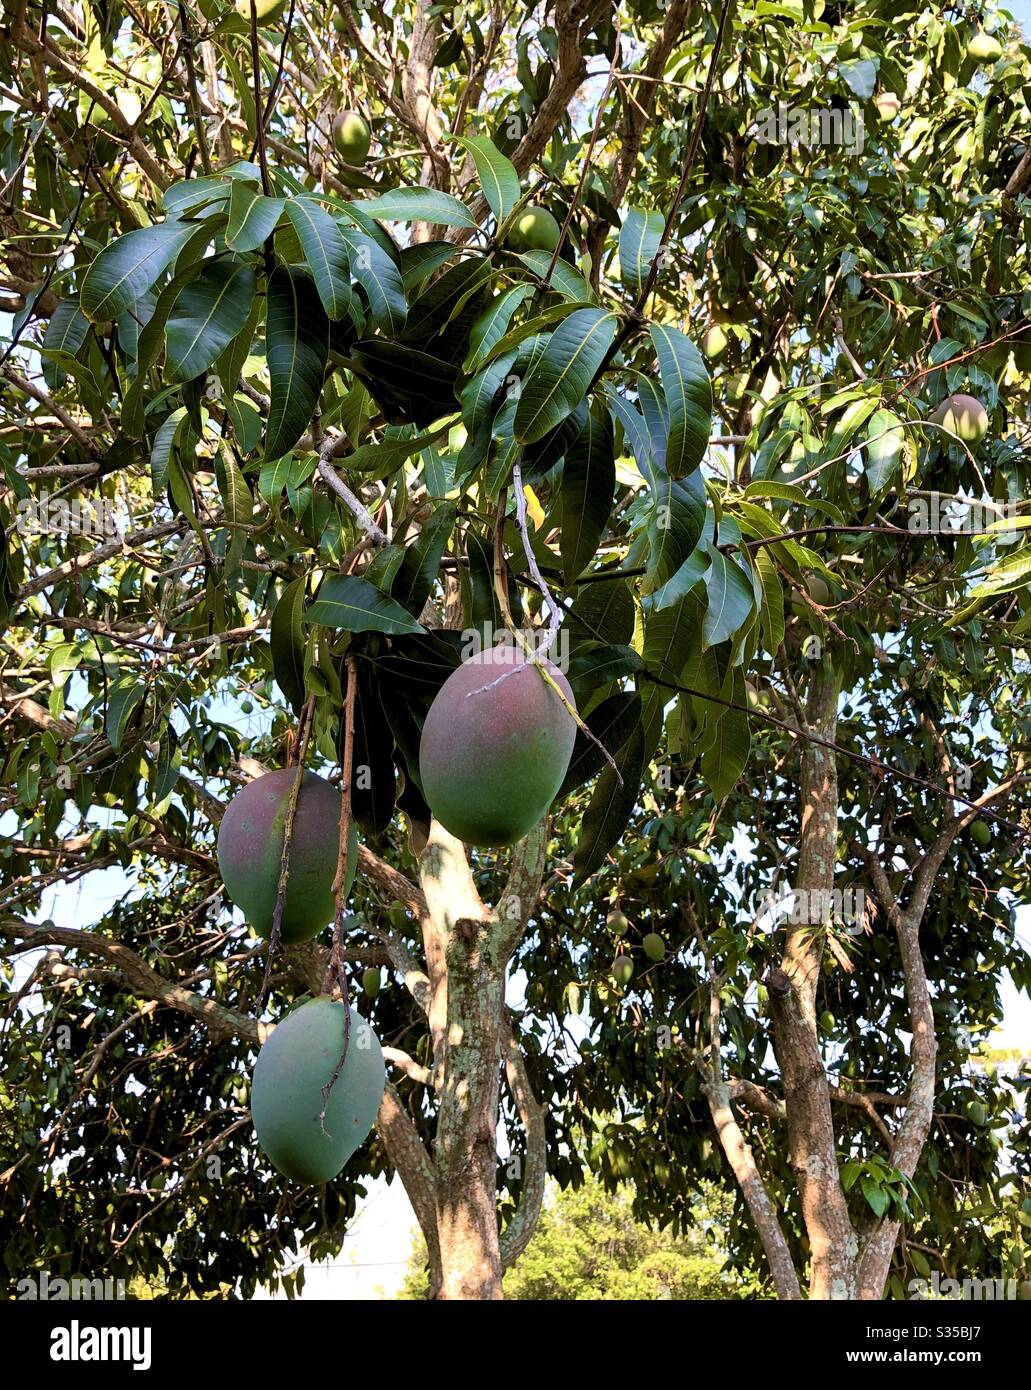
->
[644, 592, 701, 683]
[354, 187, 477, 228]
[304, 575, 425, 634]
[572, 725, 645, 885]
[703, 545, 756, 649]
[619, 207, 664, 296]
[150, 725, 181, 805]
[42, 296, 89, 389]
[106, 679, 145, 750]
[348, 341, 459, 428]
[265, 266, 328, 460]
[350, 667, 397, 835]
[164, 259, 256, 383]
[649, 324, 712, 478]
[561, 410, 615, 584]
[392, 501, 458, 615]
[558, 691, 642, 799]
[465, 284, 534, 369]
[515, 251, 595, 304]
[163, 175, 230, 218]
[650, 543, 710, 611]
[150, 407, 189, 494]
[864, 408, 904, 493]
[566, 643, 643, 701]
[214, 441, 252, 573]
[514, 309, 618, 444]
[646, 469, 707, 590]
[225, 182, 284, 252]
[270, 576, 307, 713]
[701, 673, 751, 799]
[286, 197, 355, 321]
[452, 133, 519, 224]
[337, 225, 407, 335]
[568, 576, 635, 645]
[80, 221, 205, 322]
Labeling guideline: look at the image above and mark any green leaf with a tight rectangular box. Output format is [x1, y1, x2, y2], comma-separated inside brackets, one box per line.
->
[42, 296, 89, 389]
[225, 182, 284, 252]
[572, 725, 645, 885]
[264, 266, 329, 460]
[701, 674, 750, 799]
[515, 250, 595, 303]
[514, 309, 618, 444]
[703, 545, 755, 649]
[392, 501, 457, 615]
[558, 691, 642, 799]
[150, 725, 181, 805]
[561, 411, 615, 584]
[619, 207, 664, 296]
[286, 197, 355, 321]
[452, 133, 520, 224]
[649, 324, 712, 478]
[646, 470, 707, 591]
[214, 441, 252, 573]
[354, 187, 477, 228]
[150, 407, 189, 494]
[164, 259, 256, 383]
[864, 408, 904, 493]
[862, 1178, 890, 1219]
[304, 575, 425, 634]
[465, 284, 534, 369]
[163, 175, 231, 218]
[106, 678, 145, 751]
[80, 221, 206, 322]
[337, 225, 407, 335]
[270, 576, 307, 713]
[348, 341, 459, 428]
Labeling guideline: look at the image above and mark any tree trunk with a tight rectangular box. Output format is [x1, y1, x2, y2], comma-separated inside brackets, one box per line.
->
[770, 658, 859, 1299]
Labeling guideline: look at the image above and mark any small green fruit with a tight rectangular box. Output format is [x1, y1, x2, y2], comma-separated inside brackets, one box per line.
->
[971, 820, 991, 848]
[806, 573, 831, 605]
[332, 10, 346, 32]
[931, 393, 989, 444]
[703, 323, 728, 360]
[967, 31, 1002, 62]
[642, 932, 666, 963]
[612, 955, 634, 988]
[332, 111, 371, 166]
[510, 206, 561, 252]
[607, 909, 629, 936]
[874, 92, 900, 121]
[820, 1010, 836, 1032]
[362, 966, 381, 999]
[234, 0, 288, 23]
[966, 1100, 988, 1127]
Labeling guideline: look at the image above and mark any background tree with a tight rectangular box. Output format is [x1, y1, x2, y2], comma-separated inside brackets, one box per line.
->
[401, 1174, 763, 1300]
[1, 0, 1030, 1303]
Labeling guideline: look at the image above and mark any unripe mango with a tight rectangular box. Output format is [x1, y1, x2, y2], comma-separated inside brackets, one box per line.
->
[217, 770, 358, 943]
[234, 0, 288, 23]
[250, 997, 384, 1183]
[332, 111, 371, 166]
[419, 644, 576, 847]
[967, 31, 1002, 62]
[612, 955, 633, 987]
[931, 392, 988, 443]
[607, 909, 629, 935]
[642, 932, 666, 962]
[510, 206, 561, 251]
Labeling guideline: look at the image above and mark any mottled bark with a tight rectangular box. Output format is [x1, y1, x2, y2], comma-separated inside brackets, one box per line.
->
[769, 661, 859, 1299]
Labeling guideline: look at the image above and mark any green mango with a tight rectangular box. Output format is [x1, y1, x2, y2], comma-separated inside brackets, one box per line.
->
[251, 997, 385, 1183]
[217, 770, 358, 943]
[419, 645, 576, 847]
